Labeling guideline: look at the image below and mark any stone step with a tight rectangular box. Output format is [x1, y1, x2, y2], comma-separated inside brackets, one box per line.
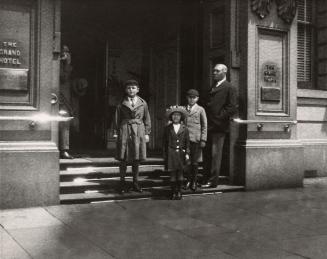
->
[59, 156, 238, 204]
[60, 176, 171, 194]
[60, 157, 164, 170]
[60, 184, 245, 204]
[60, 174, 230, 194]
[60, 165, 166, 182]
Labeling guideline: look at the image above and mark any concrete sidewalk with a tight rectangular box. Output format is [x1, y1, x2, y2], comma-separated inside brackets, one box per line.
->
[1, 178, 327, 259]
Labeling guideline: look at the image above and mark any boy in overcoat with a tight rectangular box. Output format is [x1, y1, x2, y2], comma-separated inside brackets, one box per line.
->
[113, 80, 151, 193]
[163, 106, 190, 200]
[184, 89, 207, 191]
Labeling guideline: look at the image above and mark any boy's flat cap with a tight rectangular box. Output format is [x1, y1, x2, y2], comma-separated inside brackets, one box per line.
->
[124, 79, 139, 87]
[186, 89, 199, 97]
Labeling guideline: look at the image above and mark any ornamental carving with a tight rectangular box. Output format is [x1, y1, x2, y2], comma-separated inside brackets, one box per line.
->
[251, 0, 272, 19]
[276, 0, 297, 23]
[251, 0, 297, 23]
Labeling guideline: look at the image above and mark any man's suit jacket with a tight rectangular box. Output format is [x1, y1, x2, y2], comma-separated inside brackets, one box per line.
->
[185, 104, 207, 143]
[205, 80, 237, 133]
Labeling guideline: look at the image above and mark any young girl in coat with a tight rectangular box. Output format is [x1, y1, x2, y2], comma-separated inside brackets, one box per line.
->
[163, 106, 190, 200]
[113, 80, 151, 194]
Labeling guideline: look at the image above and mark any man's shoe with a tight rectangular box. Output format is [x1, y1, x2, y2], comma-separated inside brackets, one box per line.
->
[132, 182, 143, 193]
[201, 181, 218, 188]
[60, 151, 74, 159]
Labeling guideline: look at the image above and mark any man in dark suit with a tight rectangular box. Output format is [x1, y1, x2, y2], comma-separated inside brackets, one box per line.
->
[202, 64, 237, 188]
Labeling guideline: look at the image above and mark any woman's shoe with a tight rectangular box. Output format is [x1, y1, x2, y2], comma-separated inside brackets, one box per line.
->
[175, 191, 182, 200]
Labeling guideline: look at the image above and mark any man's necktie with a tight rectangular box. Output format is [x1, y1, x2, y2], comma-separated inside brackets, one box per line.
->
[131, 98, 135, 107]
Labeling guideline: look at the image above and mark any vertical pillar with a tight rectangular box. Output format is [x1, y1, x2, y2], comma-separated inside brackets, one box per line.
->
[0, 0, 60, 209]
[234, 0, 304, 190]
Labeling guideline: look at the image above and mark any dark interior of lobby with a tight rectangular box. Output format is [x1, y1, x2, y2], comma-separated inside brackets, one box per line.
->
[61, 0, 203, 151]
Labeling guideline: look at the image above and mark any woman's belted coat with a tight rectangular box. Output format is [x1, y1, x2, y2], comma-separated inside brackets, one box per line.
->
[113, 96, 151, 162]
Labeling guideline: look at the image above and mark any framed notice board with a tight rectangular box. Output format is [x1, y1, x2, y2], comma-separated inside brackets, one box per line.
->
[0, 0, 38, 110]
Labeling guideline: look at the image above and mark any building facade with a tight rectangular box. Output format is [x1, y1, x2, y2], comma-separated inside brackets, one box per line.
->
[0, 0, 326, 209]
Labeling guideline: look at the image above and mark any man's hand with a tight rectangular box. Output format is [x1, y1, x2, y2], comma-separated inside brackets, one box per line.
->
[113, 134, 118, 139]
[185, 154, 190, 160]
[200, 141, 206, 148]
[145, 135, 150, 143]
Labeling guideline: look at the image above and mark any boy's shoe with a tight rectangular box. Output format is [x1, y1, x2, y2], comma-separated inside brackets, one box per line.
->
[170, 192, 177, 200]
[132, 182, 143, 193]
[190, 181, 197, 192]
[183, 181, 191, 190]
[119, 182, 129, 194]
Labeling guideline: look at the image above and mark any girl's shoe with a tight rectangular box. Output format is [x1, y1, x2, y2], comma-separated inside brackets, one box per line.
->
[175, 191, 182, 200]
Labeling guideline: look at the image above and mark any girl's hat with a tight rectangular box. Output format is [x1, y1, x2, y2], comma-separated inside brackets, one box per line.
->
[166, 105, 188, 120]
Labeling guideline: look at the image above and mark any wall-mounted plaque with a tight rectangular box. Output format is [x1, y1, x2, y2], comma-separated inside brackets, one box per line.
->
[0, 0, 36, 109]
[261, 87, 280, 101]
[262, 62, 279, 85]
[0, 68, 28, 91]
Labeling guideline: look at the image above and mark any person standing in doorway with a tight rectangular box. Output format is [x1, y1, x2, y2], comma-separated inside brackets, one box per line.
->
[202, 64, 237, 188]
[59, 45, 74, 159]
[113, 80, 151, 194]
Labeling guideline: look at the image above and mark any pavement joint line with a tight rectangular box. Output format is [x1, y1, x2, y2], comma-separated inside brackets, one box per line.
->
[1, 225, 34, 259]
[43, 207, 118, 259]
[279, 248, 312, 259]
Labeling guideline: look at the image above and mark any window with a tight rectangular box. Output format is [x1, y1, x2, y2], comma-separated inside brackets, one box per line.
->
[297, 0, 315, 89]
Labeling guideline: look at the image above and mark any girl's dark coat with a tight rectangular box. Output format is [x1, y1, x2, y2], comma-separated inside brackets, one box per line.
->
[163, 123, 190, 171]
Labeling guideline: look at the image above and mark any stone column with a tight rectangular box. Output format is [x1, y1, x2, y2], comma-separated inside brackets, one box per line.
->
[234, 0, 304, 190]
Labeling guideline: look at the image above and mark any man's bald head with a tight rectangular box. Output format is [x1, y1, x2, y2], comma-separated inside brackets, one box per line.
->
[215, 64, 227, 73]
[213, 64, 228, 82]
